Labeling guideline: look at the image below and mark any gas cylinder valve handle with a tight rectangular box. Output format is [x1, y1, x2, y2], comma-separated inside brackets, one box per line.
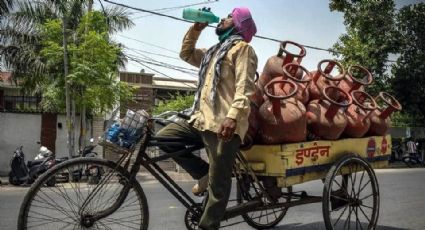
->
[282, 63, 312, 90]
[322, 86, 352, 119]
[346, 65, 373, 91]
[351, 90, 377, 111]
[376, 92, 402, 119]
[351, 90, 377, 121]
[314, 59, 346, 84]
[264, 80, 298, 100]
[277, 40, 307, 65]
[264, 80, 298, 116]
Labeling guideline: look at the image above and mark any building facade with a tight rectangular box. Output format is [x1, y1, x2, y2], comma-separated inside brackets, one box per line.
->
[119, 70, 197, 112]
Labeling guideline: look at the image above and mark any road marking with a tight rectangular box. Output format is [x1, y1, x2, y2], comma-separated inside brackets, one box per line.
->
[0, 186, 29, 191]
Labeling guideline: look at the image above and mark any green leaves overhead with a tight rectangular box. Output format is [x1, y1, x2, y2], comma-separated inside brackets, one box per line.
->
[329, 0, 399, 94]
[38, 12, 134, 114]
[329, 0, 425, 126]
[391, 3, 425, 125]
[0, 1, 135, 115]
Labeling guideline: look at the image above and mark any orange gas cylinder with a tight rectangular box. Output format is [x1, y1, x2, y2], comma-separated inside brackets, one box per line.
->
[258, 80, 307, 144]
[308, 60, 346, 101]
[343, 90, 377, 138]
[368, 92, 402, 136]
[258, 41, 306, 92]
[338, 65, 373, 93]
[281, 63, 312, 104]
[306, 86, 352, 140]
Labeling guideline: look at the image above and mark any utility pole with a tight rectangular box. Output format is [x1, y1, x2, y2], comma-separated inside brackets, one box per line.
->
[62, 16, 74, 158]
[79, 0, 94, 149]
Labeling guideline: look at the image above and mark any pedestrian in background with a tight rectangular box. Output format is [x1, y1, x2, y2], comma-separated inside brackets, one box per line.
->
[406, 138, 417, 157]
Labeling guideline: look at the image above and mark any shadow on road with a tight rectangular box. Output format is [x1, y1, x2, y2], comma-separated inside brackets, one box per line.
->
[273, 222, 408, 230]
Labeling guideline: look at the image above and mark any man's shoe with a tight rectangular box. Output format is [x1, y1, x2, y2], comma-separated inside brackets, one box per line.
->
[192, 174, 209, 196]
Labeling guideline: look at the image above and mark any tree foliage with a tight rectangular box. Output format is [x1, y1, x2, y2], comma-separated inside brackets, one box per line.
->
[153, 93, 194, 115]
[330, 1, 425, 126]
[329, 0, 399, 94]
[39, 13, 134, 114]
[0, 0, 133, 87]
[391, 3, 425, 125]
[0, 1, 135, 112]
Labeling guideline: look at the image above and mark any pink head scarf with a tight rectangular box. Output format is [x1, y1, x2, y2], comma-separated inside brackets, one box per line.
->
[231, 7, 257, 43]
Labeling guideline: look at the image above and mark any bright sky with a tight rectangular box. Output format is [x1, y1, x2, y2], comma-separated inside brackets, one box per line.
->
[104, 0, 419, 82]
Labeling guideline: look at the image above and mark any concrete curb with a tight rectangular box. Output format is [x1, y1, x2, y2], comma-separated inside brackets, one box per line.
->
[0, 171, 194, 188]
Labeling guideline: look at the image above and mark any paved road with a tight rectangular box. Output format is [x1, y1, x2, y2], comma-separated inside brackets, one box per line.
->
[1, 168, 424, 230]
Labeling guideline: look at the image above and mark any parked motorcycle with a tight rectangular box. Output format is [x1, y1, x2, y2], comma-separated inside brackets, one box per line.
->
[402, 142, 425, 167]
[59, 139, 102, 184]
[8, 145, 56, 186]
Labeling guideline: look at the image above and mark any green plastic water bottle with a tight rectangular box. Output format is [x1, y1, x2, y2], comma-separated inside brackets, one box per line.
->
[182, 8, 220, 24]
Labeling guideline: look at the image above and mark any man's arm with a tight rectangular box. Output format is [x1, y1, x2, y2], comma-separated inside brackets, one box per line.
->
[179, 23, 207, 67]
[218, 44, 258, 141]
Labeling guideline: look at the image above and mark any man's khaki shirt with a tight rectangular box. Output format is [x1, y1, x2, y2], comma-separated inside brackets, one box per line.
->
[180, 26, 258, 141]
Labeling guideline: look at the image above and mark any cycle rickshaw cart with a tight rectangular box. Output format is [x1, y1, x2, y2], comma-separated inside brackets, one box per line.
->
[17, 110, 391, 230]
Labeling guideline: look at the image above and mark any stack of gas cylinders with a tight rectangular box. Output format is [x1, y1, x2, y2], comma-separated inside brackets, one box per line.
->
[242, 41, 402, 149]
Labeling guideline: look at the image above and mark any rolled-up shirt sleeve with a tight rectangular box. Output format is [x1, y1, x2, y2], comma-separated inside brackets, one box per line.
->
[226, 44, 258, 120]
[179, 26, 206, 67]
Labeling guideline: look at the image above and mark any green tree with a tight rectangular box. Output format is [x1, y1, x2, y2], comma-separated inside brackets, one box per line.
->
[0, 0, 134, 156]
[0, 0, 132, 91]
[329, 0, 399, 94]
[40, 15, 133, 113]
[40, 13, 134, 151]
[153, 93, 194, 115]
[391, 3, 425, 125]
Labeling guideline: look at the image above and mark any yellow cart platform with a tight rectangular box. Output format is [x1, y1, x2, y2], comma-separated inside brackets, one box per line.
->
[232, 135, 390, 229]
[241, 135, 391, 187]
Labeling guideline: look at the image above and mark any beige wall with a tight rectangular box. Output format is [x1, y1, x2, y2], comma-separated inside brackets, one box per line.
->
[0, 113, 42, 175]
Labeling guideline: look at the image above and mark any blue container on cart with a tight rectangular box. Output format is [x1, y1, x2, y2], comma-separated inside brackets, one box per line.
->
[106, 123, 121, 143]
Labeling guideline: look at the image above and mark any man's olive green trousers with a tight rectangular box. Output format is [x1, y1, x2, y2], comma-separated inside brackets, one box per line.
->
[156, 121, 241, 230]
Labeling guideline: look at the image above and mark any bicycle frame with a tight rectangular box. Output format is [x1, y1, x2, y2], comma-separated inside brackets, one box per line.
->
[87, 123, 322, 224]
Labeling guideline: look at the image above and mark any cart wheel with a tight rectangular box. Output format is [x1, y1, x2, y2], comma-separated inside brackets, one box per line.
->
[323, 154, 379, 230]
[237, 176, 291, 229]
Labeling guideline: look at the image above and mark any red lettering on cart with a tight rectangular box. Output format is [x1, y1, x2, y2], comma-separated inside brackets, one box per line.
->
[295, 143, 331, 165]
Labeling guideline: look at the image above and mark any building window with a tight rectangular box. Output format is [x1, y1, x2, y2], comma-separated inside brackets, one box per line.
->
[2, 95, 42, 112]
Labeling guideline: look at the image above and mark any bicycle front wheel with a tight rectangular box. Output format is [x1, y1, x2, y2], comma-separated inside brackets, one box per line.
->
[18, 158, 149, 230]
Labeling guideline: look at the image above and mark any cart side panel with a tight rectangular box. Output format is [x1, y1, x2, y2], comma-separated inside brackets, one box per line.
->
[241, 135, 391, 187]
